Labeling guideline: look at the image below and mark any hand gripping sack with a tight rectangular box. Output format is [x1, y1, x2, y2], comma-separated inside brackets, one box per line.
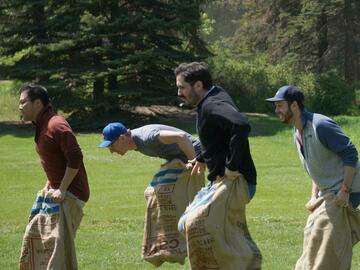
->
[142, 159, 204, 266]
[295, 193, 360, 270]
[19, 189, 83, 270]
[178, 175, 262, 270]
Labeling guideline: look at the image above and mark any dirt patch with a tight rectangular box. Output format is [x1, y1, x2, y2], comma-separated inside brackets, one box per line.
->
[128, 105, 196, 119]
[63, 104, 198, 131]
[0, 105, 197, 135]
[0, 121, 33, 137]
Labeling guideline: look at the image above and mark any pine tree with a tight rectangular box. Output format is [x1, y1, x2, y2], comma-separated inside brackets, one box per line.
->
[205, 0, 360, 83]
[0, 0, 210, 111]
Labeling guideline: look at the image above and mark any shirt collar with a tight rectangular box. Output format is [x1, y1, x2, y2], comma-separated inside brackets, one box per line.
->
[34, 105, 55, 142]
[300, 109, 312, 128]
[203, 85, 216, 99]
[197, 85, 216, 109]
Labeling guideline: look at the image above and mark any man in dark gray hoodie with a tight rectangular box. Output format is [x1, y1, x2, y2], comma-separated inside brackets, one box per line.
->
[175, 62, 261, 270]
[175, 62, 257, 197]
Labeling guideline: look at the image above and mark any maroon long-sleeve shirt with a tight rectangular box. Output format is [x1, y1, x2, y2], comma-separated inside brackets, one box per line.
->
[34, 105, 90, 202]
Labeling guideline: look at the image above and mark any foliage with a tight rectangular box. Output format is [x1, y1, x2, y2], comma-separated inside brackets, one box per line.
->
[309, 72, 357, 115]
[208, 43, 360, 115]
[208, 47, 316, 113]
[0, 0, 210, 112]
[1, 1, 359, 116]
[209, 0, 360, 83]
[203, 0, 360, 115]
[0, 80, 22, 121]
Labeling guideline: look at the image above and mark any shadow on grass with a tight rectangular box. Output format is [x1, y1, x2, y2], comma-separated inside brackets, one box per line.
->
[0, 121, 34, 138]
[68, 109, 354, 138]
[67, 106, 199, 135]
[160, 113, 289, 137]
[247, 113, 290, 137]
[0, 111, 288, 138]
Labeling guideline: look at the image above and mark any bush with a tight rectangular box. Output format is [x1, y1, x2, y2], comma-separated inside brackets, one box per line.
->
[208, 47, 358, 115]
[0, 80, 23, 121]
[208, 51, 316, 113]
[351, 81, 360, 115]
[309, 72, 356, 115]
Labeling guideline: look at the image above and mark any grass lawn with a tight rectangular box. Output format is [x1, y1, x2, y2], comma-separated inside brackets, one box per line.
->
[0, 81, 22, 121]
[1, 88, 360, 269]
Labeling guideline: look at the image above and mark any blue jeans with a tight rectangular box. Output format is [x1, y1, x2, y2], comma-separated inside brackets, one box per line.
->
[350, 192, 360, 209]
[248, 184, 256, 200]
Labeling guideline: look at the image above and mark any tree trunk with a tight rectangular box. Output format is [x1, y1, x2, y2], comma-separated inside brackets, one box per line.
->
[316, 8, 328, 73]
[344, 0, 359, 83]
[108, 74, 117, 92]
[93, 78, 104, 102]
[31, 3, 46, 41]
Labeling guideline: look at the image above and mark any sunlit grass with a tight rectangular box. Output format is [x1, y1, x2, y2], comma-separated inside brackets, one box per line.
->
[0, 81, 22, 121]
[1, 91, 360, 269]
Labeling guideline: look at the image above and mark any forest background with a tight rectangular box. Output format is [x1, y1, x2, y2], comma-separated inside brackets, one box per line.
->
[1, 0, 359, 122]
[1, 1, 360, 269]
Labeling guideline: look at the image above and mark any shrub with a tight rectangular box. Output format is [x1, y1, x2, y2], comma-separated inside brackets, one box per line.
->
[208, 46, 358, 115]
[309, 72, 356, 115]
[208, 51, 316, 113]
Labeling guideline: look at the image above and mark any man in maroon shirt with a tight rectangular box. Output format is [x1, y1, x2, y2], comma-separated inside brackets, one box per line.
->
[19, 83, 89, 202]
[18, 83, 89, 269]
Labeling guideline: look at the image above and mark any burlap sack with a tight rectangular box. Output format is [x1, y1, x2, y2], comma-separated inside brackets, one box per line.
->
[295, 193, 360, 270]
[178, 174, 262, 270]
[19, 189, 84, 270]
[142, 159, 205, 267]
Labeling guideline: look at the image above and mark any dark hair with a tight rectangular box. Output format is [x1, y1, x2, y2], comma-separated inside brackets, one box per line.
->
[174, 62, 213, 90]
[281, 86, 305, 111]
[19, 83, 49, 106]
[287, 100, 305, 111]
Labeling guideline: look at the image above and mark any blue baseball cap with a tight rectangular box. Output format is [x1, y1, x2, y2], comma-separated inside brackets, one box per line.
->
[99, 122, 128, 148]
[266, 85, 304, 103]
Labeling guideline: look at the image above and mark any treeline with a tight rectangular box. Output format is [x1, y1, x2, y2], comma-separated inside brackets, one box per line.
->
[0, 0, 359, 115]
[0, 0, 209, 112]
[206, 0, 360, 114]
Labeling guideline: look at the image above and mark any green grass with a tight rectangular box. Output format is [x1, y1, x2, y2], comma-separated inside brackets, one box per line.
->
[0, 81, 22, 121]
[1, 92, 360, 269]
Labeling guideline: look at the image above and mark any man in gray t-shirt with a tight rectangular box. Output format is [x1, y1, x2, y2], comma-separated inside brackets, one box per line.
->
[99, 122, 204, 266]
[99, 122, 201, 165]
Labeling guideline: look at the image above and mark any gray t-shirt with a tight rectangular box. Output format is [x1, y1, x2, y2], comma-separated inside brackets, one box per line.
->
[132, 124, 201, 162]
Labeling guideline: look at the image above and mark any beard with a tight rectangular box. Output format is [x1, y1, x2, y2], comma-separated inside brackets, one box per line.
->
[181, 87, 200, 107]
[278, 109, 294, 124]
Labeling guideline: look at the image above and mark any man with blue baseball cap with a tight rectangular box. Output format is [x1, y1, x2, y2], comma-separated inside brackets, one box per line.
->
[99, 122, 204, 266]
[267, 85, 360, 269]
[98, 122, 128, 148]
[99, 122, 201, 163]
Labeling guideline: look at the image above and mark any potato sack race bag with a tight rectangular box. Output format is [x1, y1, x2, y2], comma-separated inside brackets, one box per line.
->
[295, 193, 360, 270]
[19, 189, 84, 270]
[178, 174, 262, 270]
[142, 159, 204, 267]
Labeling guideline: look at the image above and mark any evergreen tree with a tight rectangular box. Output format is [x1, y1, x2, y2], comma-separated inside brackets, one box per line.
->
[205, 0, 360, 83]
[0, 0, 209, 111]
